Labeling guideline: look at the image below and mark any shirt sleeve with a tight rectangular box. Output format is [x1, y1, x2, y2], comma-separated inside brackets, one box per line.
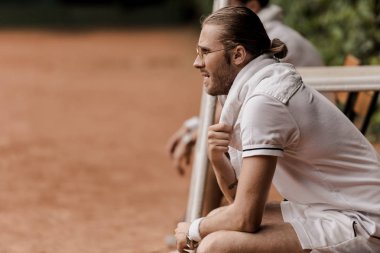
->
[241, 94, 300, 158]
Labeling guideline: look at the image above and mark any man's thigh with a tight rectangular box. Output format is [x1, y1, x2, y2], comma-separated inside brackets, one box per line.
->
[197, 222, 310, 253]
[262, 201, 284, 223]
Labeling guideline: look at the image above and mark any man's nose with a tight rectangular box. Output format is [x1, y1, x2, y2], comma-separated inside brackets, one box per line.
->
[193, 55, 204, 69]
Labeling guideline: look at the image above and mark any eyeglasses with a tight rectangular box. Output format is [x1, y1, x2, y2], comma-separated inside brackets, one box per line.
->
[196, 46, 229, 63]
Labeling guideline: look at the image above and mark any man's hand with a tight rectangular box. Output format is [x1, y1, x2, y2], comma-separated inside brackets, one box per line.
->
[166, 126, 197, 175]
[208, 123, 232, 163]
[175, 222, 191, 253]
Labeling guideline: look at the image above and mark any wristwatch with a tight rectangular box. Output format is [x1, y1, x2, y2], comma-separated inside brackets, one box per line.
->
[186, 234, 199, 250]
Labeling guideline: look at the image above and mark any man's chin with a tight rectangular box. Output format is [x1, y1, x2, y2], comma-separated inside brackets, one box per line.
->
[203, 79, 225, 96]
[205, 90, 217, 96]
[205, 87, 220, 96]
[203, 82, 215, 95]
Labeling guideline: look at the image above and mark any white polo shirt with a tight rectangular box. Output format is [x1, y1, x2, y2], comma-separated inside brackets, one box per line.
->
[221, 56, 380, 247]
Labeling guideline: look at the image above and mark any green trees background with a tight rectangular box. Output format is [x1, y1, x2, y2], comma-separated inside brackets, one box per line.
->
[271, 0, 380, 66]
[270, 0, 380, 140]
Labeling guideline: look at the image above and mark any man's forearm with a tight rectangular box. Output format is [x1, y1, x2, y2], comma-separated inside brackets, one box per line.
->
[197, 202, 251, 240]
[209, 154, 237, 203]
[186, 156, 278, 250]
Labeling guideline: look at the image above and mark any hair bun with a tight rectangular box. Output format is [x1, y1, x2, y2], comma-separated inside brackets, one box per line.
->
[270, 38, 288, 59]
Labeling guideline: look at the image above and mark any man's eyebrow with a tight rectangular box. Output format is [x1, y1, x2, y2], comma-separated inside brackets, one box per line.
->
[197, 45, 211, 51]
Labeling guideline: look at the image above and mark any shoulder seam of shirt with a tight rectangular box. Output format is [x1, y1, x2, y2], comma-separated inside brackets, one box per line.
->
[243, 93, 301, 148]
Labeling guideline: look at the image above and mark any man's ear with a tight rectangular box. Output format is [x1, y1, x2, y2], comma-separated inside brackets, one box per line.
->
[232, 45, 248, 66]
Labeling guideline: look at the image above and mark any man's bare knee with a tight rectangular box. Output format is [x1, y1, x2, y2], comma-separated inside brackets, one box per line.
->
[197, 231, 229, 253]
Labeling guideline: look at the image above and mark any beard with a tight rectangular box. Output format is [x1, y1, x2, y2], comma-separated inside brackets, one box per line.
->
[205, 56, 236, 96]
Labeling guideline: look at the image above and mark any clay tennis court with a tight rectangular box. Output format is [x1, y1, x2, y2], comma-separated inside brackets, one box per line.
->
[0, 28, 205, 253]
[1, 28, 379, 253]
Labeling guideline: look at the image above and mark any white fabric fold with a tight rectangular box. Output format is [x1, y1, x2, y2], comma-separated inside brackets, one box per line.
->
[219, 54, 303, 150]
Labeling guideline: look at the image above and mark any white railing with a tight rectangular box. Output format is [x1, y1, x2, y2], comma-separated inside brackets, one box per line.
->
[298, 65, 380, 91]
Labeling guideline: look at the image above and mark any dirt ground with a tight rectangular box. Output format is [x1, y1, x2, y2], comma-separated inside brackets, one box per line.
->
[1, 28, 378, 253]
[0, 27, 205, 253]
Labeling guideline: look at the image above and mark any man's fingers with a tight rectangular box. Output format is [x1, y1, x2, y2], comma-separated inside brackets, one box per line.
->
[208, 123, 233, 133]
[208, 138, 229, 146]
[167, 139, 179, 155]
[208, 130, 230, 140]
[185, 152, 191, 165]
[173, 153, 186, 176]
[208, 143, 229, 151]
[166, 127, 188, 155]
[173, 141, 193, 175]
[207, 126, 230, 155]
[176, 164, 185, 176]
[166, 132, 182, 155]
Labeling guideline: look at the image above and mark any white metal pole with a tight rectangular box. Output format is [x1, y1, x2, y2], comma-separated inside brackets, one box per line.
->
[178, 2, 229, 253]
[185, 0, 229, 223]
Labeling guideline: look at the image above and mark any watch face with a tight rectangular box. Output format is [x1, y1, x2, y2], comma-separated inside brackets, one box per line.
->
[186, 235, 198, 250]
[186, 235, 191, 245]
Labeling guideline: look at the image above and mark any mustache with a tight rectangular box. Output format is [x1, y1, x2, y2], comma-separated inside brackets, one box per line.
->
[200, 70, 209, 76]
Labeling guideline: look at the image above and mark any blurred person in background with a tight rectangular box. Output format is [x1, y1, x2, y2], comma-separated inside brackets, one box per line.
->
[231, 0, 324, 66]
[175, 6, 380, 253]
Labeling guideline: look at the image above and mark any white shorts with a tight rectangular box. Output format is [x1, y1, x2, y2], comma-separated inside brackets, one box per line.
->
[281, 201, 380, 253]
